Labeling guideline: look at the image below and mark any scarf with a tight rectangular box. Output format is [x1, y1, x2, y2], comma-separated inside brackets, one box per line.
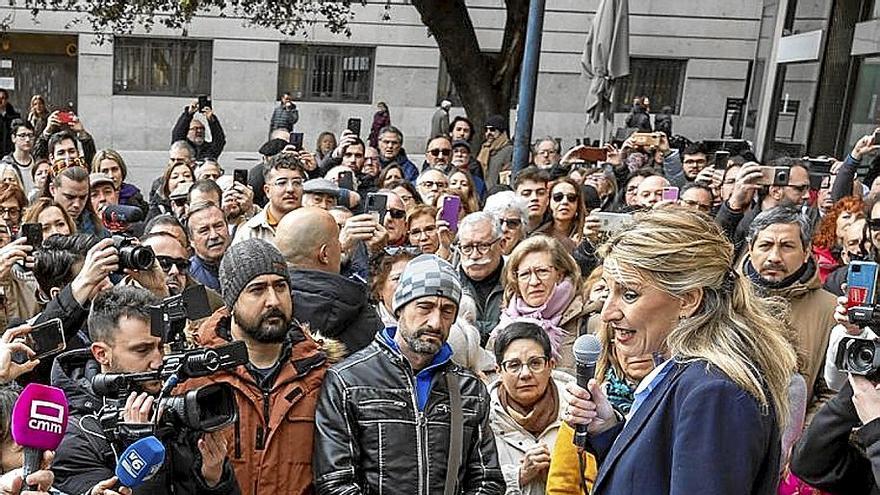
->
[495, 278, 576, 359]
[477, 133, 511, 176]
[744, 256, 813, 293]
[498, 379, 559, 436]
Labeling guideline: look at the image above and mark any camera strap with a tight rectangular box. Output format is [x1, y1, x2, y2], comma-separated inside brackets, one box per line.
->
[444, 370, 462, 495]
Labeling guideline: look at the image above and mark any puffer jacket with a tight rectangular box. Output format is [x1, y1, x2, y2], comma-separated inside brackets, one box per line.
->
[290, 268, 381, 355]
[489, 371, 575, 495]
[49, 349, 240, 495]
[313, 329, 506, 495]
[190, 307, 332, 495]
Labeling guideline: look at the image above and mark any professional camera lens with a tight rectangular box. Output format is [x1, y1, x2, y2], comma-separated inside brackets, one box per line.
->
[158, 383, 237, 432]
[847, 339, 877, 374]
[113, 236, 156, 271]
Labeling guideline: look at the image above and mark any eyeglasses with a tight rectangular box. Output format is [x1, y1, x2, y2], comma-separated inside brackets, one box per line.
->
[428, 148, 452, 157]
[409, 225, 438, 238]
[380, 139, 401, 146]
[485, 126, 497, 132]
[14, 132, 34, 139]
[273, 178, 304, 189]
[387, 208, 407, 220]
[500, 356, 549, 374]
[552, 192, 578, 203]
[500, 218, 522, 229]
[418, 180, 448, 190]
[0, 207, 21, 217]
[681, 199, 712, 212]
[516, 265, 556, 282]
[457, 238, 500, 256]
[156, 256, 191, 273]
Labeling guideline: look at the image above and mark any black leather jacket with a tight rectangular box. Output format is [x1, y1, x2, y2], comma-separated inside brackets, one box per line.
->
[313, 333, 505, 495]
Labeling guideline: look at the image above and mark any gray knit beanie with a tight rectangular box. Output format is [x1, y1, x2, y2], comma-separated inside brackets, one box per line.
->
[219, 238, 290, 309]
[392, 254, 462, 316]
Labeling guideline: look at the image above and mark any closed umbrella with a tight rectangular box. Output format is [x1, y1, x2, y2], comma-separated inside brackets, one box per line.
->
[582, 0, 630, 138]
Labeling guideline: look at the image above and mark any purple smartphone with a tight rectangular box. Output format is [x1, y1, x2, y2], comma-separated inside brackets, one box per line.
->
[440, 195, 461, 232]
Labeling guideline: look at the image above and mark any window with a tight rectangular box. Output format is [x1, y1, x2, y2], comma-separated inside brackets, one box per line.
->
[113, 38, 212, 96]
[614, 58, 688, 114]
[437, 53, 519, 108]
[278, 44, 374, 103]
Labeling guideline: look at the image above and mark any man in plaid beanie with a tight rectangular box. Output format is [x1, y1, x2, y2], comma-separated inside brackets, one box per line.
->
[313, 254, 504, 494]
[188, 237, 330, 495]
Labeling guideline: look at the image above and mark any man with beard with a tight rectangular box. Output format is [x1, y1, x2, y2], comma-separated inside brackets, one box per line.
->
[457, 212, 504, 345]
[190, 238, 332, 495]
[740, 205, 836, 409]
[171, 98, 227, 160]
[314, 254, 505, 495]
[51, 285, 239, 495]
[187, 202, 230, 292]
[234, 153, 305, 246]
[415, 167, 448, 207]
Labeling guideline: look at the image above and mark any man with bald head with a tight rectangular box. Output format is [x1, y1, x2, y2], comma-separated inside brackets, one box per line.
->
[275, 207, 381, 355]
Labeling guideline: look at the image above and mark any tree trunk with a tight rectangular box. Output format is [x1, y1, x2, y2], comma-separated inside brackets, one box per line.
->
[411, 0, 528, 143]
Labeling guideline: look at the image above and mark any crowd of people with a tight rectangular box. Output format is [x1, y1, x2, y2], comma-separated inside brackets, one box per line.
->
[0, 86, 875, 495]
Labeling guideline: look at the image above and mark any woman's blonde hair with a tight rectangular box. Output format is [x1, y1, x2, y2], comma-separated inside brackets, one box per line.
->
[447, 169, 480, 214]
[91, 149, 129, 182]
[598, 206, 797, 428]
[502, 234, 582, 305]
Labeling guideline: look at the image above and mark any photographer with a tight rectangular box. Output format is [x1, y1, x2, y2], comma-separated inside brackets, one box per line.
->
[790, 374, 880, 493]
[170, 99, 226, 161]
[50, 285, 239, 495]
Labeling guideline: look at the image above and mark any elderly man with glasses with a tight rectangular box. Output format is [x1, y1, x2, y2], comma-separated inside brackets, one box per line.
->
[457, 211, 505, 345]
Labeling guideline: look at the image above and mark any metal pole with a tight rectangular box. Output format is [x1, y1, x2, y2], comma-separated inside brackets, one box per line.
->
[512, 0, 547, 176]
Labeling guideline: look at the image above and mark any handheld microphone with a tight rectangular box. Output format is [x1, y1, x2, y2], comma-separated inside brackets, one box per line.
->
[115, 436, 166, 488]
[572, 334, 602, 451]
[10, 383, 70, 490]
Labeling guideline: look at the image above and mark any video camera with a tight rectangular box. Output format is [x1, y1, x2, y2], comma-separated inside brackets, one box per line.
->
[92, 341, 247, 443]
[92, 285, 246, 444]
[835, 337, 880, 381]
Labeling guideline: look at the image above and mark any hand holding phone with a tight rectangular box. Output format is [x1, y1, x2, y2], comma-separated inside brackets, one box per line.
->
[366, 192, 388, 222]
[197, 95, 212, 112]
[233, 169, 249, 186]
[8, 319, 66, 366]
[347, 118, 362, 137]
[289, 132, 304, 151]
[439, 195, 462, 232]
[338, 170, 355, 191]
[714, 151, 730, 171]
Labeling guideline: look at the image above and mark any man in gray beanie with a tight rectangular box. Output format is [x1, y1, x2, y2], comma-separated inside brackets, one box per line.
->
[189, 237, 330, 495]
[314, 254, 504, 495]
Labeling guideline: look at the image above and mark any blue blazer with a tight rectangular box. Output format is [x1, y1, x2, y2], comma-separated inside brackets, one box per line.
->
[588, 360, 781, 495]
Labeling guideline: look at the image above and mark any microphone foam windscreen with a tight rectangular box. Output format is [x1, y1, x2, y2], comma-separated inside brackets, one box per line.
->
[10, 383, 69, 450]
[573, 334, 603, 365]
[116, 436, 166, 488]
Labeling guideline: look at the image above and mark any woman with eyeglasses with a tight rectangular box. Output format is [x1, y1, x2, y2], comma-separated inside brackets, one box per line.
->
[489, 321, 594, 495]
[406, 204, 452, 260]
[536, 178, 587, 252]
[489, 235, 589, 374]
[147, 160, 194, 222]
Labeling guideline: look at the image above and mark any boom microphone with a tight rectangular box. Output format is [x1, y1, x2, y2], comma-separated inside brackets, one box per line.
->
[10, 383, 70, 490]
[572, 334, 602, 451]
[115, 436, 166, 488]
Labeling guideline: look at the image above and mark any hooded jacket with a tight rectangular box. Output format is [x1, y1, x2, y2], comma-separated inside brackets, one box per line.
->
[190, 308, 331, 495]
[740, 255, 836, 397]
[49, 349, 240, 495]
[289, 268, 381, 355]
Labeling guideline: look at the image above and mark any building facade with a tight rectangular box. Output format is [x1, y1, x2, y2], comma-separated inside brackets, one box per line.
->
[0, 0, 874, 173]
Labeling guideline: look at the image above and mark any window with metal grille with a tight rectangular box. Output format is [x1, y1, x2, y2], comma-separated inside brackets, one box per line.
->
[113, 38, 212, 96]
[614, 58, 688, 114]
[278, 44, 374, 103]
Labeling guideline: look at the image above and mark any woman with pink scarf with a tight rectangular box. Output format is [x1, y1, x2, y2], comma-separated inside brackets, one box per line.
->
[488, 235, 590, 375]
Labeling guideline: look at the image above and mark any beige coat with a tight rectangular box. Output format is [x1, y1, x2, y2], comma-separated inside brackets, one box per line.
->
[489, 371, 574, 495]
